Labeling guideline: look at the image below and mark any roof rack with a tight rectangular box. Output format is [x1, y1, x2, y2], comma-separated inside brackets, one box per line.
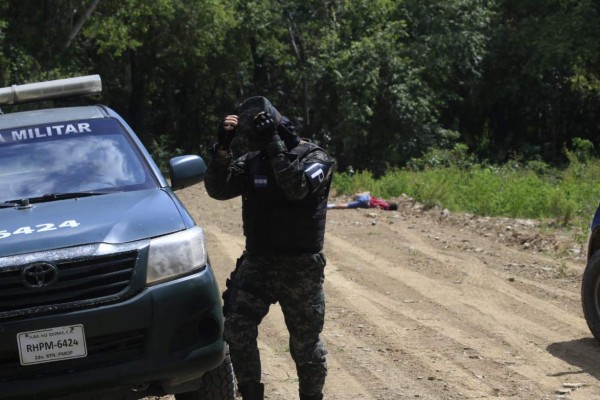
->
[0, 75, 102, 106]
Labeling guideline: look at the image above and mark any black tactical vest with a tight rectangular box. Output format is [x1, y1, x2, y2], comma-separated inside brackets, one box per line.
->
[242, 143, 330, 255]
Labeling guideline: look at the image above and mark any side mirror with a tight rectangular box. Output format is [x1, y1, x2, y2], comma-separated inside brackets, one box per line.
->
[169, 155, 206, 190]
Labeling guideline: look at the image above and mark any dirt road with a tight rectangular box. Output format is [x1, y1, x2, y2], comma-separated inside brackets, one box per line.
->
[169, 184, 600, 399]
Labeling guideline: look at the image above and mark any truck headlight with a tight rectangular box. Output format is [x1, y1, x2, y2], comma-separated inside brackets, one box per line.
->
[146, 226, 207, 285]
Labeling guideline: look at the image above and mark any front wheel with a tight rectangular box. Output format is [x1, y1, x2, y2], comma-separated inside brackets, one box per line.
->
[175, 352, 236, 400]
[582, 249, 600, 343]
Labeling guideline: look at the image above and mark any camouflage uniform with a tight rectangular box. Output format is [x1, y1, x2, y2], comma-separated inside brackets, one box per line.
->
[224, 252, 327, 395]
[205, 137, 333, 399]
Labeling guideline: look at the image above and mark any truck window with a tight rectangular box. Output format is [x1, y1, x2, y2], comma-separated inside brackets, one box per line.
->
[0, 119, 155, 202]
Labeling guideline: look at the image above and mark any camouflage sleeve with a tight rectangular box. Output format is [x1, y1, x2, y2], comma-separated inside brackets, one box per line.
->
[204, 151, 248, 200]
[269, 145, 334, 201]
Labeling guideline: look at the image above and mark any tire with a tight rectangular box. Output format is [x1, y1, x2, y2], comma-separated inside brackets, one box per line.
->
[582, 249, 600, 343]
[175, 352, 236, 400]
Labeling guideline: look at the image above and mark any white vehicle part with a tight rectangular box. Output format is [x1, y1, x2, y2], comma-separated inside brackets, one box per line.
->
[0, 75, 101, 105]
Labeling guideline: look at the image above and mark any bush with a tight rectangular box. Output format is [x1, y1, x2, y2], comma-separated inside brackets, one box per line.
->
[568, 137, 595, 164]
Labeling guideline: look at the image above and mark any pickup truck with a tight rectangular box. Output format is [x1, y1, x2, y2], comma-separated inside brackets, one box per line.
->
[0, 75, 235, 400]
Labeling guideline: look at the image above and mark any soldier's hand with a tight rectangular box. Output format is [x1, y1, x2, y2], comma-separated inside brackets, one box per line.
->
[253, 112, 279, 143]
[217, 115, 238, 150]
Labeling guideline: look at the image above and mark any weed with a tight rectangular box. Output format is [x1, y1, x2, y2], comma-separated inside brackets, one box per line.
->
[556, 260, 572, 278]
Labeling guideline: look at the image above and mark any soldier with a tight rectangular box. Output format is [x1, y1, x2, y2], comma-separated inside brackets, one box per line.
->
[204, 96, 334, 400]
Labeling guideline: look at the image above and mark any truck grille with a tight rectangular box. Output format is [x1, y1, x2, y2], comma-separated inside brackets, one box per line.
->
[0, 252, 138, 315]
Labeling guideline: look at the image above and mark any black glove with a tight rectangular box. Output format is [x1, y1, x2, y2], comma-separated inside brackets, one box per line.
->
[217, 120, 236, 150]
[254, 112, 287, 158]
[253, 112, 280, 144]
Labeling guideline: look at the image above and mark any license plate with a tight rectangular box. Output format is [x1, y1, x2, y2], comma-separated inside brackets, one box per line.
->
[17, 324, 87, 365]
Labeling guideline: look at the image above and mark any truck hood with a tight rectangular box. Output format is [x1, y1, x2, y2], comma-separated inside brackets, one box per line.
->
[0, 189, 186, 257]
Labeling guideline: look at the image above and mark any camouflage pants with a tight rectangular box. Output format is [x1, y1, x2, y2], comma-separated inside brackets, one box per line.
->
[222, 252, 328, 396]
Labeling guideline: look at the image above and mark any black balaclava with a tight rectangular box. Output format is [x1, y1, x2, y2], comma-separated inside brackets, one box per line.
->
[236, 96, 300, 151]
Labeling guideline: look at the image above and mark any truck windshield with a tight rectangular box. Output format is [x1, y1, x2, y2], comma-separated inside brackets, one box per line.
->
[0, 118, 155, 203]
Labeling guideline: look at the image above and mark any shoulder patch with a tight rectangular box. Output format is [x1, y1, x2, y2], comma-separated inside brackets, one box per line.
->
[304, 161, 333, 188]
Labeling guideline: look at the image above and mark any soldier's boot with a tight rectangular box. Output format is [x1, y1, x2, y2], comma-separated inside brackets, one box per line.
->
[238, 382, 264, 400]
[299, 391, 323, 400]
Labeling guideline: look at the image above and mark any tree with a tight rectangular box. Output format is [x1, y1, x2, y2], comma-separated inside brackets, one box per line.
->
[3, 0, 599, 173]
[79, 0, 237, 152]
[464, 0, 600, 163]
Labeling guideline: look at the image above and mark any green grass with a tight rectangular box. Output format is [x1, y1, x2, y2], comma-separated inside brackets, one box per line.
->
[332, 158, 600, 241]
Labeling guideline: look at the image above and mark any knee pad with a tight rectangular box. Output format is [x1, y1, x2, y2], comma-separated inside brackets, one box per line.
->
[291, 340, 328, 365]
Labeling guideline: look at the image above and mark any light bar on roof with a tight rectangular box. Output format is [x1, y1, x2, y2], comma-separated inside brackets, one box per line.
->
[0, 75, 102, 106]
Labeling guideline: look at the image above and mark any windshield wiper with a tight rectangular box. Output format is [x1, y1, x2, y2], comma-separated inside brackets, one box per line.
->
[0, 198, 33, 208]
[3, 191, 111, 205]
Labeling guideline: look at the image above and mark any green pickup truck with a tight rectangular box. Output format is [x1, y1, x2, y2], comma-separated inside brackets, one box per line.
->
[0, 75, 235, 400]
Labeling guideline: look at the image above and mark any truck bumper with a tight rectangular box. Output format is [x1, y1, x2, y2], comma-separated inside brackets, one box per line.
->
[0, 264, 225, 399]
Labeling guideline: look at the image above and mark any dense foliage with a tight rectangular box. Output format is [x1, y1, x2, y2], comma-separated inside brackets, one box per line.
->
[1, 0, 599, 175]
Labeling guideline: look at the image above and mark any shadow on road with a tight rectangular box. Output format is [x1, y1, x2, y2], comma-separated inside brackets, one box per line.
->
[547, 337, 600, 379]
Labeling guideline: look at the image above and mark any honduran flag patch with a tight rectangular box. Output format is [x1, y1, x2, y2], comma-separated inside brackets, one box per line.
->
[254, 175, 268, 188]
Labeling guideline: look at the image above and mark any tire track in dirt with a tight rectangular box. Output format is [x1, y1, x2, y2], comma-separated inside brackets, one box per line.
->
[323, 221, 600, 399]
[170, 186, 600, 399]
[384, 223, 587, 334]
[324, 236, 531, 398]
